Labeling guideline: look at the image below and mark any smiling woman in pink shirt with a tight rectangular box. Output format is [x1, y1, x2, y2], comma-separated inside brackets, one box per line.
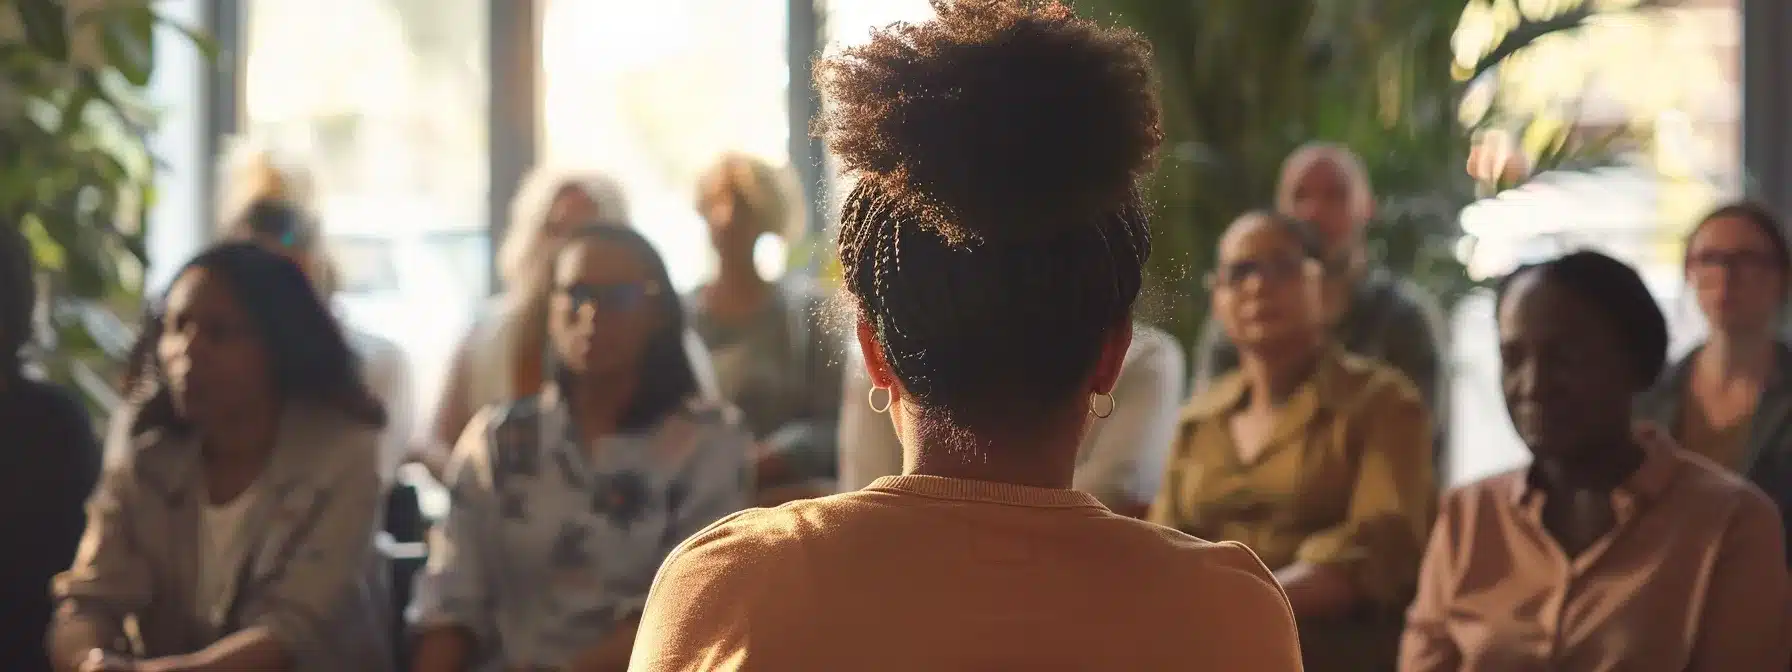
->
[626, 2, 1303, 671]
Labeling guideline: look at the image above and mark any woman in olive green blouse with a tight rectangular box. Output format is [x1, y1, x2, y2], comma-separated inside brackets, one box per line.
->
[1150, 210, 1435, 669]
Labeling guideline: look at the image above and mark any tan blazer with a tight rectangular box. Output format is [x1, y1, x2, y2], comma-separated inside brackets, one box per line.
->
[52, 401, 393, 670]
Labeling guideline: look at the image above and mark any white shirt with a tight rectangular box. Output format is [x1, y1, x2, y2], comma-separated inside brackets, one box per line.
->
[836, 323, 1186, 508]
[195, 484, 260, 617]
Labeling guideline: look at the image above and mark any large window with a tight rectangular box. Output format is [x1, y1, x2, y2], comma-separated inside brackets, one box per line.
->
[242, 0, 490, 432]
[242, 0, 489, 277]
[539, 0, 791, 293]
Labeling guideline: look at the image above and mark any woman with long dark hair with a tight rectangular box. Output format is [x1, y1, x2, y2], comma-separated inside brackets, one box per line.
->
[0, 226, 101, 672]
[50, 243, 392, 671]
[629, 2, 1300, 669]
[212, 143, 414, 485]
[410, 224, 748, 672]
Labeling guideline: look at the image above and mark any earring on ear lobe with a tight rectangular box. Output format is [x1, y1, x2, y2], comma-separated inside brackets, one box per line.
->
[1089, 391, 1115, 419]
[868, 386, 892, 414]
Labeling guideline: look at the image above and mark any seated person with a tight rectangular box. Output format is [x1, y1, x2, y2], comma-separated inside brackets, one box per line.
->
[839, 321, 1184, 517]
[1638, 202, 1792, 557]
[50, 243, 392, 671]
[1149, 211, 1435, 670]
[1400, 250, 1790, 671]
[409, 225, 749, 672]
[627, 3, 1302, 669]
[688, 153, 846, 502]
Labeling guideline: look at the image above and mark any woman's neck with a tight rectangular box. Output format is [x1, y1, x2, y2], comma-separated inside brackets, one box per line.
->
[200, 402, 281, 474]
[905, 406, 1083, 490]
[1532, 435, 1645, 495]
[1241, 336, 1326, 408]
[567, 370, 639, 441]
[714, 249, 766, 293]
[1698, 329, 1778, 384]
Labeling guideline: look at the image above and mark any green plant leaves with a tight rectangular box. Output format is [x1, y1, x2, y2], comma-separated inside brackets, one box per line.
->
[15, 0, 69, 60]
[1070, 0, 1638, 353]
[2, 0, 207, 418]
[81, 4, 157, 86]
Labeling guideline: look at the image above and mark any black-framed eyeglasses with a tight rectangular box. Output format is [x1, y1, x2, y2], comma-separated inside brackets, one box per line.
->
[1205, 256, 1316, 289]
[558, 282, 663, 312]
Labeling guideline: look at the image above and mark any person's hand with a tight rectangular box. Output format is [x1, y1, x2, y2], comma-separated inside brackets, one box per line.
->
[75, 649, 137, 672]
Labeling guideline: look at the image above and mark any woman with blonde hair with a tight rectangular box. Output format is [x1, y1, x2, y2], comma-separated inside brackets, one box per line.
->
[689, 153, 842, 503]
[424, 167, 719, 474]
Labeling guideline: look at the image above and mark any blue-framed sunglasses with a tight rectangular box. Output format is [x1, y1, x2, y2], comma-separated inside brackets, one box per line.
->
[558, 281, 662, 312]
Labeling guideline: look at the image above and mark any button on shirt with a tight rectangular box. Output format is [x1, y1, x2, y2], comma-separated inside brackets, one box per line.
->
[1399, 425, 1791, 671]
[410, 390, 751, 671]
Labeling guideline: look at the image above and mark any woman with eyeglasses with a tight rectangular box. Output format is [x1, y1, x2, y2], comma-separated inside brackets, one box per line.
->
[1638, 202, 1792, 550]
[409, 224, 749, 672]
[424, 169, 721, 479]
[1400, 250, 1788, 671]
[1149, 211, 1434, 670]
[50, 242, 392, 671]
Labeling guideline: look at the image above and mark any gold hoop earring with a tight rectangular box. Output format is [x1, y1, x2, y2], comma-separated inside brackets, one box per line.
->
[868, 386, 892, 414]
[1089, 391, 1115, 419]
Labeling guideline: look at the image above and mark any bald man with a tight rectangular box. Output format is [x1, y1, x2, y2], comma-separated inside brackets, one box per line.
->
[1193, 143, 1448, 433]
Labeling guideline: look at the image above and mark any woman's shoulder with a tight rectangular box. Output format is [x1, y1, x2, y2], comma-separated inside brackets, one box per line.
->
[1659, 438, 1781, 519]
[668, 397, 752, 443]
[1127, 527, 1294, 615]
[1329, 351, 1425, 413]
[1180, 370, 1247, 422]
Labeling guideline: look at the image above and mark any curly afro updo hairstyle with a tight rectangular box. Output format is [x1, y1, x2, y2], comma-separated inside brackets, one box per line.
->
[819, 0, 1162, 428]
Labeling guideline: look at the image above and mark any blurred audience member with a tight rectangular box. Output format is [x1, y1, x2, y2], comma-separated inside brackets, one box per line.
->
[839, 321, 1183, 517]
[425, 168, 718, 478]
[0, 226, 101, 672]
[1151, 211, 1433, 669]
[410, 226, 748, 672]
[631, 4, 1301, 669]
[1638, 201, 1792, 555]
[51, 243, 392, 671]
[689, 153, 843, 502]
[1401, 251, 1789, 671]
[214, 144, 413, 484]
[1193, 144, 1447, 430]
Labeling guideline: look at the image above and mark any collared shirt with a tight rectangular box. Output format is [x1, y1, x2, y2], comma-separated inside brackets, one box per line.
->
[410, 389, 750, 671]
[1400, 426, 1791, 671]
[1194, 266, 1448, 428]
[1149, 346, 1435, 609]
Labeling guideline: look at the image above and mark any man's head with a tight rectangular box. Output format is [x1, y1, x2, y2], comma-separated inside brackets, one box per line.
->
[1275, 143, 1373, 267]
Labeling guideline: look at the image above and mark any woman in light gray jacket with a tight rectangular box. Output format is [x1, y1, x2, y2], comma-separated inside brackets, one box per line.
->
[50, 243, 391, 671]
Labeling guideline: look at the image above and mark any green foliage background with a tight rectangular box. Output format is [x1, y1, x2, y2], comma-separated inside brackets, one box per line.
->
[0, 0, 209, 414]
[1067, 0, 1667, 350]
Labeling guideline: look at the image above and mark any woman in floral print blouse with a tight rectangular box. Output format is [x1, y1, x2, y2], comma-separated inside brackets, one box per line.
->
[410, 224, 752, 672]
